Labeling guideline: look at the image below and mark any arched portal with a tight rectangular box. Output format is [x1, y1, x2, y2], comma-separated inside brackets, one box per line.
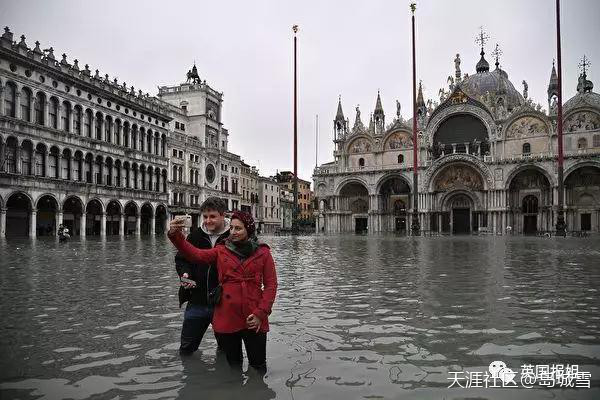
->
[63, 196, 83, 236]
[86, 199, 103, 236]
[378, 176, 411, 233]
[124, 202, 138, 235]
[6, 192, 32, 237]
[140, 203, 153, 235]
[444, 192, 474, 234]
[508, 168, 551, 234]
[564, 165, 600, 232]
[106, 200, 122, 235]
[338, 181, 370, 233]
[36, 195, 58, 236]
[155, 204, 167, 235]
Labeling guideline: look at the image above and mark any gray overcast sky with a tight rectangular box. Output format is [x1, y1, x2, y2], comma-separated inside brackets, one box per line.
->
[2, 0, 599, 182]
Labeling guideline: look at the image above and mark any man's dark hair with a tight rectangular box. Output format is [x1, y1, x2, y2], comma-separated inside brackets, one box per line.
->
[200, 197, 227, 214]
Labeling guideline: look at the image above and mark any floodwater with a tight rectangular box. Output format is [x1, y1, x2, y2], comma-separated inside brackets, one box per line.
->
[0, 234, 599, 400]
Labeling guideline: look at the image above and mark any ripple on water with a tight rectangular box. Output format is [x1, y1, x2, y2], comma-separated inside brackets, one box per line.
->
[1, 235, 600, 399]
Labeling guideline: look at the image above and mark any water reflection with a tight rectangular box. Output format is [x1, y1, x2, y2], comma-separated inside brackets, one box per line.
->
[0, 235, 599, 399]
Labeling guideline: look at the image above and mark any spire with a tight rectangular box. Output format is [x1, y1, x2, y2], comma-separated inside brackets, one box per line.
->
[335, 95, 345, 121]
[334, 96, 348, 138]
[475, 27, 490, 73]
[548, 59, 559, 97]
[374, 90, 384, 115]
[416, 80, 425, 108]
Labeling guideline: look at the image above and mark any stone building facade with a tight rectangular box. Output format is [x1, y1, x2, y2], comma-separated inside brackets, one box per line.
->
[258, 175, 281, 234]
[158, 70, 241, 227]
[314, 46, 600, 235]
[276, 171, 314, 221]
[0, 28, 170, 237]
[240, 161, 259, 219]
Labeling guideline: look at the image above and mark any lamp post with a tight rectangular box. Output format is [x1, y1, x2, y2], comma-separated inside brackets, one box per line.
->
[410, 3, 420, 236]
[292, 24, 299, 235]
[555, 0, 566, 236]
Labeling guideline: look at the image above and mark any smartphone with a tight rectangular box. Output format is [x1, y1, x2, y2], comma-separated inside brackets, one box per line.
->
[180, 277, 196, 286]
[183, 214, 192, 229]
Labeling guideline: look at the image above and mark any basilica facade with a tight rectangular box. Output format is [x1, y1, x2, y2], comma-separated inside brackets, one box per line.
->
[313, 46, 600, 235]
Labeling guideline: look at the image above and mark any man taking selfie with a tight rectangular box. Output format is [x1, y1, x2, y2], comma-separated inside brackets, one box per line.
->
[175, 197, 230, 355]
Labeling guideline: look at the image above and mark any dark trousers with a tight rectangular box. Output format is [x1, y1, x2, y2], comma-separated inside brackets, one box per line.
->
[214, 330, 267, 370]
[180, 303, 216, 355]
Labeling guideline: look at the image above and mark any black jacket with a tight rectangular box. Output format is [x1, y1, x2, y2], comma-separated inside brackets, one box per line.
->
[175, 226, 230, 307]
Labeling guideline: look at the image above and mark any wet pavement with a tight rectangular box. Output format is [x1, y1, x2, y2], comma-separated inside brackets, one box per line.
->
[0, 234, 599, 399]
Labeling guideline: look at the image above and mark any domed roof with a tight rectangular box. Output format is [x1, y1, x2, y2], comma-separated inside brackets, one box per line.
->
[459, 67, 524, 111]
[564, 91, 600, 113]
[564, 73, 600, 113]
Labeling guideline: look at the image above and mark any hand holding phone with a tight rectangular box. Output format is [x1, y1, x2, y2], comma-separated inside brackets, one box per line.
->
[180, 273, 196, 288]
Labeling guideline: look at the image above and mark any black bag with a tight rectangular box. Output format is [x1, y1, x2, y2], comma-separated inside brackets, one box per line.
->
[207, 284, 222, 306]
[206, 265, 222, 305]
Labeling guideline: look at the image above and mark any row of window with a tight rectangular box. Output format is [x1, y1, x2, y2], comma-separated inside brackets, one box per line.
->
[174, 121, 186, 131]
[2, 83, 167, 156]
[220, 163, 239, 173]
[1, 138, 168, 193]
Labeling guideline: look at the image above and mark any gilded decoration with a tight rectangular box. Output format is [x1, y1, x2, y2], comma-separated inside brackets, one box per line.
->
[564, 112, 600, 133]
[434, 165, 484, 192]
[349, 138, 372, 154]
[505, 116, 547, 139]
[385, 132, 412, 150]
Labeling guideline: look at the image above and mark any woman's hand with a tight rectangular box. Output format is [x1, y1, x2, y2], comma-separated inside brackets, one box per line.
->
[169, 216, 186, 236]
[246, 314, 261, 332]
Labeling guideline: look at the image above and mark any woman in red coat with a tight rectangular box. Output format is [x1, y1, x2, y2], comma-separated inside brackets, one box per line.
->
[168, 211, 277, 370]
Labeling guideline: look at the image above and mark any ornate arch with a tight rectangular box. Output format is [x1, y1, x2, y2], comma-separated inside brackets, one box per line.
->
[85, 197, 105, 213]
[505, 164, 556, 189]
[6, 191, 34, 208]
[563, 109, 600, 133]
[140, 201, 154, 214]
[345, 135, 374, 155]
[382, 129, 412, 151]
[335, 177, 370, 196]
[440, 189, 481, 211]
[62, 195, 84, 211]
[424, 154, 494, 192]
[564, 160, 600, 180]
[375, 172, 413, 193]
[34, 193, 61, 211]
[124, 200, 139, 215]
[426, 103, 496, 145]
[502, 111, 551, 140]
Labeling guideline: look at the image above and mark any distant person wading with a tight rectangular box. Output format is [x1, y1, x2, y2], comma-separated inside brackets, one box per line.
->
[169, 210, 278, 371]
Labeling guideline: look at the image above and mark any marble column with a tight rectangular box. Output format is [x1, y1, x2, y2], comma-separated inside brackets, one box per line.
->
[30, 210, 37, 238]
[56, 211, 63, 233]
[43, 101, 49, 127]
[15, 91, 22, 120]
[135, 214, 141, 236]
[0, 208, 6, 237]
[150, 213, 156, 235]
[80, 212, 86, 237]
[119, 213, 125, 237]
[0, 86, 4, 115]
[100, 213, 106, 237]
[164, 212, 170, 234]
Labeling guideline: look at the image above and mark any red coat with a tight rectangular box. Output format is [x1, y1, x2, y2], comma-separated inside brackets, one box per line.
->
[169, 231, 277, 333]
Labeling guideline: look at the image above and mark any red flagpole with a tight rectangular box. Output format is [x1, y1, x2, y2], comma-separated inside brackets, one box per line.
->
[410, 3, 420, 235]
[555, 0, 566, 235]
